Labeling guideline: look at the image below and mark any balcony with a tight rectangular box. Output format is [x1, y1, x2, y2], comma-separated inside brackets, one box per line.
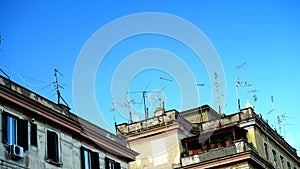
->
[181, 139, 257, 167]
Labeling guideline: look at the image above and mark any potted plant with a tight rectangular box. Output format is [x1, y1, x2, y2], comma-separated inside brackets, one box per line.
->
[224, 136, 232, 146]
[193, 148, 202, 154]
[201, 143, 207, 151]
[188, 148, 193, 156]
[216, 138, 222, 148]
[209, 139, 216, 149]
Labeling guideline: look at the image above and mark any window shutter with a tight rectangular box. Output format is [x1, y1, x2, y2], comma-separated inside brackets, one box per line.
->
[2, 111, 7, 143]
[80, 147, 85, 169]
[55, 132, 59, 162]
[114, 162, 121, 169]
[17, 119, 28, 150]
[91, 152, 100, 169]
[105, 157, 109, 169]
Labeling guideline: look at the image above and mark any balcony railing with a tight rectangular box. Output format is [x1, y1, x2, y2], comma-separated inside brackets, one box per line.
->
[181, 139, 257, 167]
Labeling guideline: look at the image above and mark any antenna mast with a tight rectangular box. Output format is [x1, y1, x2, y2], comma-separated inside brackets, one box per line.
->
[271, 96, 276, 130]
[234, 78, 240, 111]
[127, 81, 152, 120]
[109, 98, 117, 123]
[277, 113, 293, 136]
[249, 89, 258, 109]
[214, 71, 221, 114]
[0, 35, 10, 80]
[197, 83, 205, 107]
[53, 69, 69, 107]
[54, 69, 60, 104]
[142, 91, 148, 119]
[236, 62, 252, 109]
[158, 77, 173, 106]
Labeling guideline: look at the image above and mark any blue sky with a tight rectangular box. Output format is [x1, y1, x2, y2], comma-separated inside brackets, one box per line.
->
[1, 1, 300, 154]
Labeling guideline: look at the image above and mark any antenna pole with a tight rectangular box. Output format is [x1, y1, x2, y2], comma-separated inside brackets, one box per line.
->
[0, 69, 10, 80]
[214, 72, 221, 114]
[142, 91, 148, 119]
[235, 81, 240, 111]
[0, 35, 10, 80]
[53, 69, 69, 108]
[159, 77, 173, 104]
[271, 96, 277, 130]
[277, 115, 282, 135]
[237, 62, 250, 107]
[54, 69, 60, 104]
[129, 111, 133, 123]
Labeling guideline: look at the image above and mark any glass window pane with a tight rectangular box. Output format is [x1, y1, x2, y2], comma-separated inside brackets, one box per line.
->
[6, 116, 16, 145]
[84, 150, 91, 169]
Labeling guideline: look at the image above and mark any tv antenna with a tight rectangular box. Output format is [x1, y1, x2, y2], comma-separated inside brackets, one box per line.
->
[277, 113, 293, 136]
[153, 77, 173, 107]
[197, 83, 205, 107]
[236, 62, 252, 110]
[214, 71, 221, 114]
[160, 77, 173, 90]
[267, 95, 277, 130]
[249, 89, 258, 110]
[196, 83, 205, 122]
[127, 81, 158, 120]
[109, 98, 117, 123]
[111, 96, 141, 123]
[53, 69, 69, 107]
[0, 35, 10, 80]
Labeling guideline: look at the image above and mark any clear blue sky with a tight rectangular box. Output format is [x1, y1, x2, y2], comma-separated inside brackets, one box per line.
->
[1, 1, 299, 154]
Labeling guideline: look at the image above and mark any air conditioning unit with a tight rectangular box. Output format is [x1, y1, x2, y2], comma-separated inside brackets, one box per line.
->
[8, 144, 24, 159]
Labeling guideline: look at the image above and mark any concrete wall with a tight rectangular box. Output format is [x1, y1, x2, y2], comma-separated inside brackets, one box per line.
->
[117, 110, 177, 136]
[253, 124, 299, 169]
[0, 105, 128, 169]
[181, 107, 219, 124]
[128, 131, 181, 169]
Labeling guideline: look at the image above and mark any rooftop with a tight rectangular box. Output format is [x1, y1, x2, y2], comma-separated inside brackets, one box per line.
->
[0, 75, 138, 161]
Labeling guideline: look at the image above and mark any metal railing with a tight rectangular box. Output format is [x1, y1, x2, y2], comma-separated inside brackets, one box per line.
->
[181, 139, 257, 167]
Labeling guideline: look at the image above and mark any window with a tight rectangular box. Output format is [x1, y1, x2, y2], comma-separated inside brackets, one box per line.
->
[272, 149, 277, 166]
[264, 142, 269, 160]
[2, 111, 28, 150]
[46, 130, 59, 163]
[287, 161, 291, 169]
[105, 157, 120, 169]
[80, 147, 99, 169]
[30, 123, 37, 146]
[280, 155, 284, 168]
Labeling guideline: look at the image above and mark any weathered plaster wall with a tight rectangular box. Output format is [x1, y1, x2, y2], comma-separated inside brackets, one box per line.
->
[129, 132, 181, 169]
[254, 124, 299, 169]
[0, 105, 129, 169]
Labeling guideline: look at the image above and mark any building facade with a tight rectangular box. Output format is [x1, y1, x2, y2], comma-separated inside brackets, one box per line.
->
[0, 75, 138, 169]
[117, 105, 300, 169]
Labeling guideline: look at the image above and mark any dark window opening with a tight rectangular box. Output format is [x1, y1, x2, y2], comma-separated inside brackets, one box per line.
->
[280, 155, 284, 168]
[80, 146, 99, 169]
[30, 123, 37, 147]
[264, 143, 269, 160]
[47, 130, 59, 163]
[287, 161, 291, 169]
[105, 157, 120, 169]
